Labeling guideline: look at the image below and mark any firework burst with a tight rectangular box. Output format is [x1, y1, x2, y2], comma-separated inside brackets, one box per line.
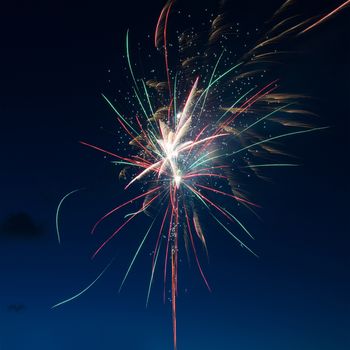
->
[54, 1, 350, 348]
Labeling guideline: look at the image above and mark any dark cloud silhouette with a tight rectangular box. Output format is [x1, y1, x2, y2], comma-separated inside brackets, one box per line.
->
[0, 212, 43, 239]
[7, 304, 26, 313]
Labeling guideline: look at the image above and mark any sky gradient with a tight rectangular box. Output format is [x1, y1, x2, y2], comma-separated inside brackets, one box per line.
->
[1, 0, 349, 349]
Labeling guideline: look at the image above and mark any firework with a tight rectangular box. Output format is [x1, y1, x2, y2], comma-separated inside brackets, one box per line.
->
[54, 1, 349, 348]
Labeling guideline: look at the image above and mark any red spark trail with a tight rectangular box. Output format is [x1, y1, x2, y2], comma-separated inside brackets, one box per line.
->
[196, 184, 260, 207]
[154, 2, 167, 47]
[91, 186, 161, 234]
[194, 81, 279, 157]
[186, 165, 230, 176]
[115, 115, 155, 159]
[80, 141, 146, 167]
[301, 0, 350, 34]
[171, 249, 177, 350]
[92, 192, 162, 259]
[182, 173, 228, 180]
[186, 185, 237, 224]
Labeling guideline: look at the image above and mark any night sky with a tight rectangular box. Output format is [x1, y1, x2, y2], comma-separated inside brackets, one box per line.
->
[1, 1, 349, 349]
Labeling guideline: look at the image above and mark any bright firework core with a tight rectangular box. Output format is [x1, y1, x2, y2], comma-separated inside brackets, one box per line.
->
[174, 174, 182, 188]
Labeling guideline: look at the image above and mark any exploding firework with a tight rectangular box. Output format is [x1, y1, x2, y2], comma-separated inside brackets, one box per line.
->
[53, 1, 350, 348]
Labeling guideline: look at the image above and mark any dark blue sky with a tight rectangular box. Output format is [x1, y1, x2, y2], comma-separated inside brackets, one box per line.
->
[0, 0, 349, 349]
